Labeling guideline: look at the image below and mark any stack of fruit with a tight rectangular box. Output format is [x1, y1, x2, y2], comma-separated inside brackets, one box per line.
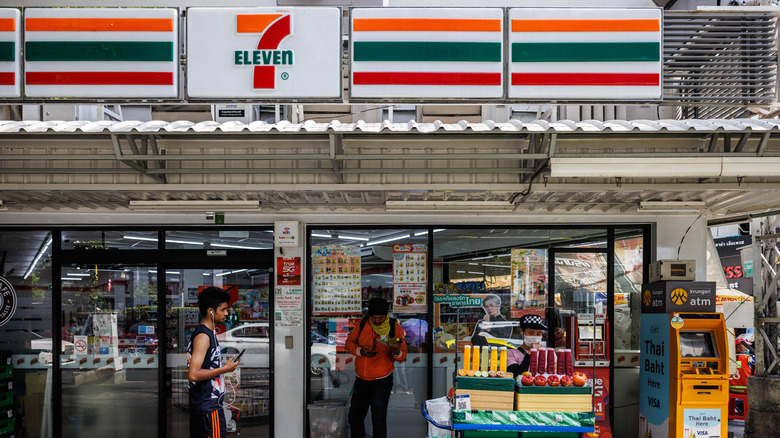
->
[516, 347, 588, 387]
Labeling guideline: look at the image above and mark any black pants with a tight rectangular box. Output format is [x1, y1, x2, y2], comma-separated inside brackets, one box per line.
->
[190, 409, 226, 438]
[348, 374, 394, 438]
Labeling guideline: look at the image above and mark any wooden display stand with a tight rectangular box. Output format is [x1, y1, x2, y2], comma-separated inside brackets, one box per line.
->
[515, 385, 592, 413]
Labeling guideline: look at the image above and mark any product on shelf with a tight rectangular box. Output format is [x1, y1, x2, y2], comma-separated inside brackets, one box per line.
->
[499, 347, 507, 373]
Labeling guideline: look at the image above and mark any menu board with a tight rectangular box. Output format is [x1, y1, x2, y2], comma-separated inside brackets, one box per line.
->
[510, 249, 547, 317]
[312, 246, 362, 315]
[392, 243, 427, 313]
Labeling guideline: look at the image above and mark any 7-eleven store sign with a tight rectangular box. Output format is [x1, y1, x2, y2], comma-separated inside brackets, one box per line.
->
[187, 7, 341, 99]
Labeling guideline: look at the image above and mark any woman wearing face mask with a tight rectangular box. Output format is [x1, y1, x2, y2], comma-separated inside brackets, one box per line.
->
[506, 314, 547, 378]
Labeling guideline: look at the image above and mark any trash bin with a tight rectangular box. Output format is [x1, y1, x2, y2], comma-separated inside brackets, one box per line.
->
[308, 400, 347, 438]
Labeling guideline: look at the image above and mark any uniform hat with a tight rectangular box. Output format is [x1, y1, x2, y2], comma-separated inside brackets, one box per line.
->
[368, 298, 389, 316]
[520, 314, 547, 331]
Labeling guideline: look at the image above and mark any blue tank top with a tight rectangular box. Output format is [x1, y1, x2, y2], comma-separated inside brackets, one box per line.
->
[187, 324, 226, 414]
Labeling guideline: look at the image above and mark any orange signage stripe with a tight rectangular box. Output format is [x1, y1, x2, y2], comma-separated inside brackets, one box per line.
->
[512, 19, 659, 32]
[25, 18, 173, 32]
[237, 14, 283, 33]
[353, 18, 501, 32]
[0, 19, 15, 32]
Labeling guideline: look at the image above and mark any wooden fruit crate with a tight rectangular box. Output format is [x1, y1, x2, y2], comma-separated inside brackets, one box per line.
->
[514, 385, 592, 413]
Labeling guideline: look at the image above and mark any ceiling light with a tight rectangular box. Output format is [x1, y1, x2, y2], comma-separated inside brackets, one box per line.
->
[311, 233, 333, 239]
[471, 255, 493, 261]
[456, 270, 466, 274]
[638, 201, 706, 213]
[124, 235, 204, 246]
[65, 272, 90, 277]
[385, 201, 514, 212]
[211, 243, 269, 250]
[24, 236, 52, 279]
[468, 271, 485, 275]
[365, 234, 409, 246]
[552, 157, 780, 178]
[483, 264, 511, 268]
[128, 200, 261, 211]
[61, 277, 82, 281]
[215, 269, 248, 277]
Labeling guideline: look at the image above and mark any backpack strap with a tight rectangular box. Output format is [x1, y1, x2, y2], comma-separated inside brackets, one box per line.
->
[358, 316, 396, 338]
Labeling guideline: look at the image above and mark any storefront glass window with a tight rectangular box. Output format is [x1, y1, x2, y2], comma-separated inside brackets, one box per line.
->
[432, 228, 554, 394]
[550, 229, 608, 249]
[309, 228, 429, 438]
[614, 230, 645, 350]
[60, 264, 158, 438]
[166, 268, 272, 438]
[62, 231, 158, 250]
[0, 231, 53, 438]
[164, 230, 273, 250]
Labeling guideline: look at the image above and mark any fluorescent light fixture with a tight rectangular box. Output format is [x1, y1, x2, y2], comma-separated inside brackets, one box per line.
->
[551, 157, 722, 178]
[471, 255, 493, 261]
[553, 157, 780, 178]
[124, 235, 204, 246]
[65, 272, 90, 277]
[638, 201, 706, 213]
[386, 201, 514, 212]
[215, 269, 248, 277]
[483, 264, 511, 268]
[24, 236, 52, 279]
[365, 234, 409, 246]
[149, 270, 181, 275]
[128, 200, 260, 211]
[413, 229, 444, 236]
[456, 270, 466, 274]
[311, 233, 333, 239]
[211, 243, 269, 250]
[61, 277, 82, 281]
[468, 271, 485, 275]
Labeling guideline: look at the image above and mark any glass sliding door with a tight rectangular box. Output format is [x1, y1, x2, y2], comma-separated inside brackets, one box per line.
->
[60, 264, 159, 438]
[166, 268, 271, 438]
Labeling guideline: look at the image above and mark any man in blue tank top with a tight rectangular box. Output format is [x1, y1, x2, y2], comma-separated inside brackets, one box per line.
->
[187, 287, 240, 438]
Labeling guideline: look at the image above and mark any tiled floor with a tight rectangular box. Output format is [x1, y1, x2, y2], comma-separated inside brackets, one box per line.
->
[729, 419, 745, 438]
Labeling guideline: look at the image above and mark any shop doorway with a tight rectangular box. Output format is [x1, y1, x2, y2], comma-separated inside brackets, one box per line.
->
[165, 267, 272, 438]
[60, 264, 160, 438]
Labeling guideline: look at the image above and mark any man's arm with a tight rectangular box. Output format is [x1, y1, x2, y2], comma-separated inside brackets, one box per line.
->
[187, 333, 239, 383]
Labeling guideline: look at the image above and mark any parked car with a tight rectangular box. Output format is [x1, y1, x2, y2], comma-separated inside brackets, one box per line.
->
[218, 322, 335, 374]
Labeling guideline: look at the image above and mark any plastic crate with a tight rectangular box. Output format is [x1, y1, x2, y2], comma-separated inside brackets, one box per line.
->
[0, 392, 11, 409]
[0, 417, 13, 436]
[0, 365, 10, 381]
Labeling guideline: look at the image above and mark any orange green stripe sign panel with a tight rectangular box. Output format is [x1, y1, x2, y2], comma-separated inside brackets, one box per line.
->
[508, 8, 662, 100]
[351, 8, 504, 99]
[187, 8, 341, 99]
[0, 9, 20, 98]
[24, 8, 178, 98]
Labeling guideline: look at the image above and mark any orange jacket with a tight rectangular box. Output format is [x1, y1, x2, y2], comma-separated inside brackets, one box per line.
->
[346, 318, 407, 381]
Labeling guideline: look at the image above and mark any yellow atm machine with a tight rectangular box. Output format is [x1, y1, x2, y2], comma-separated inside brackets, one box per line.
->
[639, 281, 729, 438]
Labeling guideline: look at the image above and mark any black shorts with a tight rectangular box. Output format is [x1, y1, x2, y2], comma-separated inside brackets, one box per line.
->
[190, 409, 226, 438]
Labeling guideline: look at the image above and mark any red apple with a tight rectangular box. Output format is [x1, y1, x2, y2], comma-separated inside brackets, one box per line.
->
[547, 375, 560, 387]
[560, 375, 574, 387]
[534, 375, 547, 386]
[520, 374, 535, 386]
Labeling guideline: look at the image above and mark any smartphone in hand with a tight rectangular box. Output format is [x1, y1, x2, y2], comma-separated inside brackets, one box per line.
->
[233, 349, 246, 363]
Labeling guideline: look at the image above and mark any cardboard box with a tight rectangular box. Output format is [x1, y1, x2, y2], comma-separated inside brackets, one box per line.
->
[514, 385, 592, 413]
[25, 372, 47, 395]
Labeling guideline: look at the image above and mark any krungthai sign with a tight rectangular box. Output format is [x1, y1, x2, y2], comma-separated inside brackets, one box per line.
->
[186, 7, 342, 99]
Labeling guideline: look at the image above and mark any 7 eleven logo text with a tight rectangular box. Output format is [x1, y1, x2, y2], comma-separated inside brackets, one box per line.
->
[235, 14, 293, 89]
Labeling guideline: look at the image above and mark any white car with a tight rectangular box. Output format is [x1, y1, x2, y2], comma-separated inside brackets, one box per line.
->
[218, 322, 335, 374]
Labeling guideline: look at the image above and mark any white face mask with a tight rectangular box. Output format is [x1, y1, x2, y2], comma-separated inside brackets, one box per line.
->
[524, 335, 542, 346]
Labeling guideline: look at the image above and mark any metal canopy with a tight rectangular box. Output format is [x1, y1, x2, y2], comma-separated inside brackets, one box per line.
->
[1, 118, 780, 218]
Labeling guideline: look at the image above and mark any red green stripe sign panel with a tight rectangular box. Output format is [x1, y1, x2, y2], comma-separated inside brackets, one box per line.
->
[508, 8, 662, 100]
[24, 8, 178, 98]
[0, 9, 20, 98]
[187, 8, 341, 99]
[351, 8, 504, 99]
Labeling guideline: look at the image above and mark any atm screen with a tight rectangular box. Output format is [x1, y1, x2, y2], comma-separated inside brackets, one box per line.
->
[578, 325, 603, 340]
[679, 331, 719, 358]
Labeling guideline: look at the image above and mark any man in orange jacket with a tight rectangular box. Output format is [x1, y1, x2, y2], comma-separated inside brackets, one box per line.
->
[346, 298, 408, 438]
